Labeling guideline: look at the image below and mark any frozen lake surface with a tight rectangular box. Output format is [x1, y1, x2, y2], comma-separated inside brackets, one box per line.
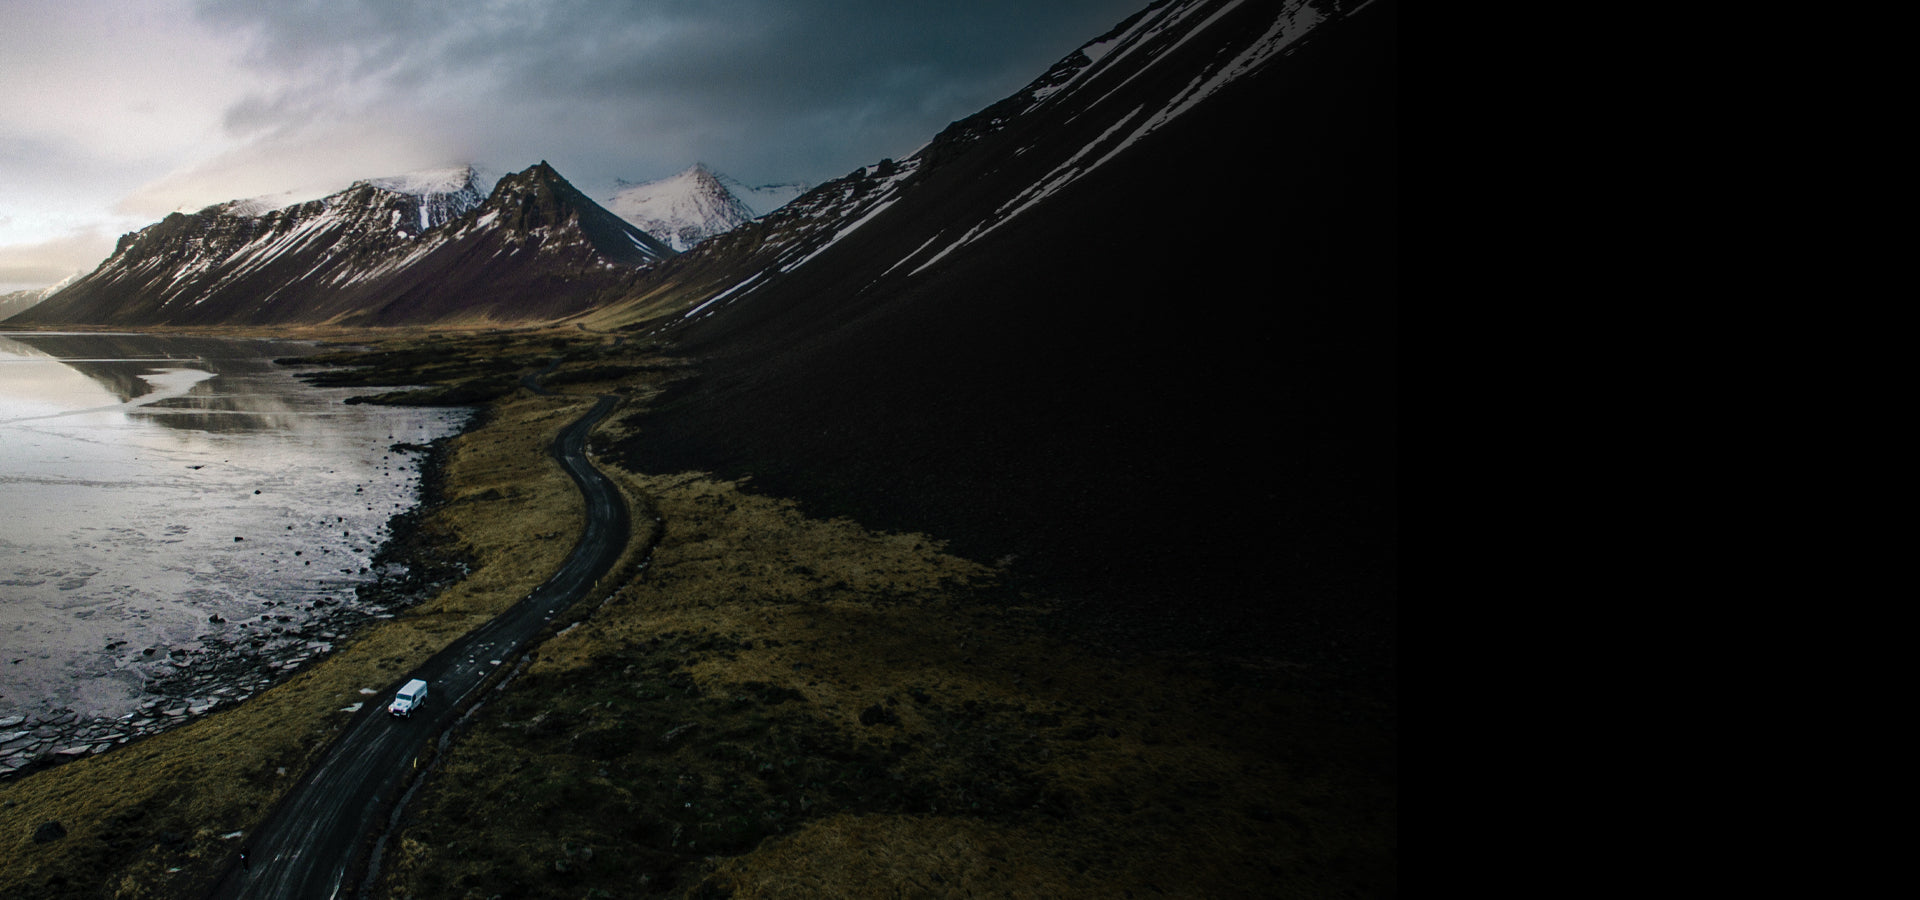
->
[0, 332, 467, 767]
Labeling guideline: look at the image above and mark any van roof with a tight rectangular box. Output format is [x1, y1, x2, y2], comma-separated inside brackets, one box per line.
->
[401, 678, 428, 691]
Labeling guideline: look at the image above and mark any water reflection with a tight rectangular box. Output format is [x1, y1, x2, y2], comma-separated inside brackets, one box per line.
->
[0, 331, 469, 737]
[0, 332, 329, 434]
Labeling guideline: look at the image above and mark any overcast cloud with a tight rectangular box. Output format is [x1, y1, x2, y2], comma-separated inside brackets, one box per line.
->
[1, 0, 1146, 292]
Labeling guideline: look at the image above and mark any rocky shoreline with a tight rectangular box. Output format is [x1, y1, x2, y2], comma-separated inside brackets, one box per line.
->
[0, 436, 472, 782]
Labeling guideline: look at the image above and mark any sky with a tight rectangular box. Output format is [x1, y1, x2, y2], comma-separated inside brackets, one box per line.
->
[0, 0, 1148, 293]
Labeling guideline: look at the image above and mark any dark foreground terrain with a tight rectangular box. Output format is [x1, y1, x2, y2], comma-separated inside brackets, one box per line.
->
[0, 324, 1393, 898]
[322, 328, 1397, 898]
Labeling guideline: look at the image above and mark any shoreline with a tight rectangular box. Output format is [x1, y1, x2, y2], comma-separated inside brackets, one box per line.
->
[0, 345, 481, 783]
[3, 337, 606, 897]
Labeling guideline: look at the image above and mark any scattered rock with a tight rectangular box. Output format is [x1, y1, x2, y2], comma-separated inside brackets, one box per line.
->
[859, 704, 901, 727]
[33, 821, 67, 843]
[661, 723, 697, 744]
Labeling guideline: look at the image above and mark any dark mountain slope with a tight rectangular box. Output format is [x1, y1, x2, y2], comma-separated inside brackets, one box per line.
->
[346, 163, 675, 324]
[614, 0, 1395, 670]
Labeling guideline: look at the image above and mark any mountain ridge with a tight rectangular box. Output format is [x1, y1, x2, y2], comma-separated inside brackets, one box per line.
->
[9, 161, 672, 327]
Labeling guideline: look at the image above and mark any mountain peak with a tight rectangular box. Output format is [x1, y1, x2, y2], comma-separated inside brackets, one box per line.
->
[605, 164, 758, 253]
[485, 161, 676, 266]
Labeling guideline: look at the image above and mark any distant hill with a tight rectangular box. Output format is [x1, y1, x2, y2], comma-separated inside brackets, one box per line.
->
[0, 271, 81, 322]
[2, 288, 50, 322]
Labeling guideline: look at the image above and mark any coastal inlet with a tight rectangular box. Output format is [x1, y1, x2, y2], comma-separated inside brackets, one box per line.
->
[0, 332, 468, 779]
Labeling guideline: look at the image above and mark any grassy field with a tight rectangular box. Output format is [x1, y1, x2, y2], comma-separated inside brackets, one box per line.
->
[1, 329, 1395, 898]
[375, 463, 1397, 899]
[375, 341, 1397, 899]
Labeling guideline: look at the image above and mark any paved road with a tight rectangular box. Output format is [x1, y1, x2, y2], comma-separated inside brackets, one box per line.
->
[210, 394, 630, 899]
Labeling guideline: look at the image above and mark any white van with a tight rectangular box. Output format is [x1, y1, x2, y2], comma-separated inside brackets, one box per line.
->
[388, 679, 429, 718]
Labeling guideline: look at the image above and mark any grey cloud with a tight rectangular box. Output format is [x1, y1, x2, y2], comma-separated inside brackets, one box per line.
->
[188, 0, 1146, 189]
[0, 227, 118, 293]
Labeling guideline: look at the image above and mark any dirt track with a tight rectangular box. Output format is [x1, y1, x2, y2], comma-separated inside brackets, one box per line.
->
[208, 394, 630, 899]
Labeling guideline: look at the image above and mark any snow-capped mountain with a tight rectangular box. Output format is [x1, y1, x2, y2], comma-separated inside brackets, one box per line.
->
[205, 165, 493, 230]
[14, 0, 1383, 345]
[605, 164, 759, 252]
[14, 162, 672, 327]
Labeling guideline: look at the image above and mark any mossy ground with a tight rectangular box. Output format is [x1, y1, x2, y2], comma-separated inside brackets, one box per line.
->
[378, 456, 1396, 897]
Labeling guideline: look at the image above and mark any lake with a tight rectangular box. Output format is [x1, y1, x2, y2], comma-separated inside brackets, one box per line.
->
[0, 332, 467, 771]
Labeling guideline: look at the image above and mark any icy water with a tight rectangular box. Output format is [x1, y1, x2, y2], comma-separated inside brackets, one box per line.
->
[0, 332, 467, 765]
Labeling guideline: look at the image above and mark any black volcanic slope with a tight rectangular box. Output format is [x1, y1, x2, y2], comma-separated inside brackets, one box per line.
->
[616, 1, 1396, 670]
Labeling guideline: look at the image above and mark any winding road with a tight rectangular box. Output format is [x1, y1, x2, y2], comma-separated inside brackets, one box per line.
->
[209, 393, 630, 899]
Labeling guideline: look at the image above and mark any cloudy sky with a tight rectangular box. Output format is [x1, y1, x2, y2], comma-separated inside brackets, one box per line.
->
[0, 0, 1146, 293]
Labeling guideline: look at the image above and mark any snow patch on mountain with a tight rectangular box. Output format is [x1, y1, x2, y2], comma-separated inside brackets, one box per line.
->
[213, 189, 332, 218]
[364, 165, 492, 196]
[360, 165, 494, 232]
[208, 166, 493, 231]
